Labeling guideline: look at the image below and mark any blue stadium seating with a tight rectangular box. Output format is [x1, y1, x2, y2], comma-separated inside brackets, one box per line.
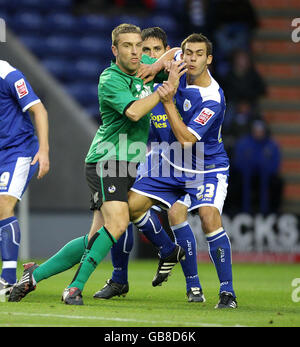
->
[73, 59, 107, 81]
[44, 13, 79, 35]
[4, 0, 181, 121]
[9, 0, 72, 12]
[10, 12, 45, 35]
[44, 35, 78, 58]
[42, 58, 74, 81]
[18, 35, 46, 57]
[145, 15, 178, 34]
[78, 15, 113, 35]
[78, 37, 112, 59]
[66, 82, 98, 106]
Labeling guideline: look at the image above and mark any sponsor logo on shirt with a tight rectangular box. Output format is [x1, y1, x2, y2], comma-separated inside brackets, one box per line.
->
[194, 108, 215, 125]
[14, 78, 29, 99]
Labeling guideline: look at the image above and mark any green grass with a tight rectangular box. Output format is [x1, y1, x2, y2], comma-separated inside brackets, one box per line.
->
[1, 260, 300, 327]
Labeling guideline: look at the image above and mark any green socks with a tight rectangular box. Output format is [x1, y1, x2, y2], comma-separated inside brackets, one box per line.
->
[69, 226, 117, 291]
[33, 235, 88, 283]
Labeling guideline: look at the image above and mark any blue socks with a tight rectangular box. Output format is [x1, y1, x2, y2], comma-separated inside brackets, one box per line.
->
[206, 228, 235, 297]
[171, 221, 201, 292]
[0, 216, 20, 284]
[110, 215, 202, 294]
[111, 223, 134, 284]
[134, 209, 176, 258]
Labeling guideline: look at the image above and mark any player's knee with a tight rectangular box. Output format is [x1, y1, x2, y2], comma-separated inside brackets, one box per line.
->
[106, 218, 129, 240]
[168, 203, 188, 226]
[198, 206, 221, 234]
[128, 192, 153, 222]
[0, 195, 17, 219]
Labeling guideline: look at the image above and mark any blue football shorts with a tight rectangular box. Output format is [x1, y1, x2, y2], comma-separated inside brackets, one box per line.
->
[0, 138, 39, 200]
[136, 150, 192, 210]
[132, 159, 229, 214]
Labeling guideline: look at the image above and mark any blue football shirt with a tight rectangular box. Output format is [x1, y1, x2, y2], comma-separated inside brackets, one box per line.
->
[161, 71, 229, 174]
[0, 60, 40, 151]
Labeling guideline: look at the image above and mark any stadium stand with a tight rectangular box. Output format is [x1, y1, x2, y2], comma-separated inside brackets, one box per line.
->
[1, 0, 181, 124]
[251, 0, 300, 214]
[0, 0, 298, 216]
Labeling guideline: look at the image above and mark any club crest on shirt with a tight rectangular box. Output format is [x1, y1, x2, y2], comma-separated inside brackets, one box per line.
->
[14, 78, 29, 99]
[108, 185, 116, 194]
[183, 99, 192, 111]
[194, 108, 215, 125]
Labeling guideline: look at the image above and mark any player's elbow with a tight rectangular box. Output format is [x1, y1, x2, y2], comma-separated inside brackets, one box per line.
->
[125, 109, 140, 122]
[180, 140, 194, 148]
[178, 134, 198, 148]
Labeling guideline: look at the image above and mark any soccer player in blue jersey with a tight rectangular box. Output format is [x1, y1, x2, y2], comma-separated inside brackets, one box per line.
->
[0, 60, 50, 296]
[129, 33, 237, 308]
[94, 27, 204, 303]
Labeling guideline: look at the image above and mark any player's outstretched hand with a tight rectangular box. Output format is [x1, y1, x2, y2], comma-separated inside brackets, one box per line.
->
[137, 63, 159, 84]
[167, 60, 187, 89]
[157, 81, 176, 104]
[31, 150, 50, 179]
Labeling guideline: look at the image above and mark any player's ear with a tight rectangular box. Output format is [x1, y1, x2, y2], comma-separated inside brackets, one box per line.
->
[207, 55, 213, 65]
[111, 45, 118, 57]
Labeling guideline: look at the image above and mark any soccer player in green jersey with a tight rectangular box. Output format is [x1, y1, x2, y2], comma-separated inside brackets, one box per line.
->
[9, 24, 186, 305]
[95, 27, 205, 303]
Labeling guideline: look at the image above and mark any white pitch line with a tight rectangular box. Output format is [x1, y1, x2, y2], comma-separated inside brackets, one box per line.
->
[0, 311, 246, 327]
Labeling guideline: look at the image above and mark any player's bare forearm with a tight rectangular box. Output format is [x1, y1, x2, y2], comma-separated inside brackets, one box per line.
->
[125, 90, 160, 122]
[163, 101, 196, 147]
[29, 102, 49, 151]
[137, 47, 181, 83]
[29, 102, 50, 178]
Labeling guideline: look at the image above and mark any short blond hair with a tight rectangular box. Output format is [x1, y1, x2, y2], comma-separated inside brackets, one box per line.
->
[112, 23, 142, 47]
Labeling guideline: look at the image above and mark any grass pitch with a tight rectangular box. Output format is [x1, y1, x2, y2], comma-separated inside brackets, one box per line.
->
[1, 260, 300, 327]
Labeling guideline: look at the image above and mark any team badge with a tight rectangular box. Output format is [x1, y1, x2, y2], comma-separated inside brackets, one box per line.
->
[194, 108, 215, 125]
[108, 185, 116, 194]
[183, 99, 191, 111]
[14, 78, 29, 99]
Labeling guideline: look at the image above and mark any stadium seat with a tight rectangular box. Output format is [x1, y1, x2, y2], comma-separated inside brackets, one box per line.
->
[112, 15, 144, 29]
[145, 15, 178, 34]
[14, 0, 72, 12]
[78, 37, 112, 59]
[154, 0, 173, 11]
[43, 35, 78, 58]
[78, 15, 113, 35]
[73, 59, 105, 81]
[65, 82, 98, 106]
[10, 12, 45, 35]
[18, 35, 46, 58]
[44, 13, 79, 35]
[42, 58, 74, 81]
[0, 0, 17, 11]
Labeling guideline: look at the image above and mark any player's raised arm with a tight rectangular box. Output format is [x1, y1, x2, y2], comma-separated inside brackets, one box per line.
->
[157, 61, 195, 147]
[125, 90, 161, 122]
[29, 102, 50, 179]
[137, 47, 181, 84]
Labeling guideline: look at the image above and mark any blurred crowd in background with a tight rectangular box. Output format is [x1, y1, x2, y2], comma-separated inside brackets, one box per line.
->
[0, 0, 284, 215]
